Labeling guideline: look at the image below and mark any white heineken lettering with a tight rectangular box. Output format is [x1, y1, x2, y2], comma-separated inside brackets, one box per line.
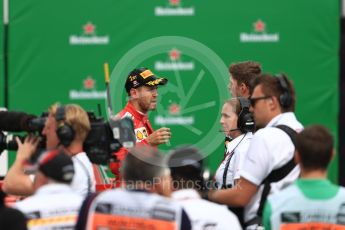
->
[69, 36, 109, 45]
[240, 33, 280, 42]
[155, 7, 194, 16]
[155, 61, 194, 71]
[69, 90, 106, 99]
[155, 115, 194, 125]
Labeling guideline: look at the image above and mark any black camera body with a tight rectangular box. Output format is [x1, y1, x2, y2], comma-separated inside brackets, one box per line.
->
[83, 112, 135, 165]
[0, 111, 135, 165]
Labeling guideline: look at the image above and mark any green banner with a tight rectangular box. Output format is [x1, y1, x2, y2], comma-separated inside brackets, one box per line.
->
[6, 0, 339, 182]
[0, 0, 4, 107]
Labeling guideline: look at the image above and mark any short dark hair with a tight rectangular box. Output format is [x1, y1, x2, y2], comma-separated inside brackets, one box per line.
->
[168, 146, 204, 191]
[252, 73, 296, 112]
[229, 61, 262, 92]
[295, 125, 333, 171]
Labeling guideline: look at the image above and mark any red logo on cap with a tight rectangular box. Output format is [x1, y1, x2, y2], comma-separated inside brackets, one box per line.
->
[254, 20, 265, 33]
[83, 22, 96, 35]
[169, 48, 181, 61]
[169, 0, 180, 6]
[83, 76, 95, 89]
[169, 103, 180, 115]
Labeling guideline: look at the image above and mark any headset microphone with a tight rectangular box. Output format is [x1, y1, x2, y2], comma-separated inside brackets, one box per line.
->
[219, 128, 241, 134]
[225, 136, 232, 142]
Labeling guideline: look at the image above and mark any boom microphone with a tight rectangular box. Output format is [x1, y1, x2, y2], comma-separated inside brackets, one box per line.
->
[219, 128, 241, 133]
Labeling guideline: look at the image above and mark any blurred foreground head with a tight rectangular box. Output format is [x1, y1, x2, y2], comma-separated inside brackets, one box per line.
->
[295, 125, 334, 171]
[168, 146, 208, 191]
[120, 146, 172, 197]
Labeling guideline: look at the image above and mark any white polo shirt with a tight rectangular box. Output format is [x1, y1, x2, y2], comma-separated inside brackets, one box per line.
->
[215, 132, 253, 189]
[71, 152, 96, 196]
[172, 189, 242, 230]
[14, 184, 83, 230]
[240, 112, 303, 222]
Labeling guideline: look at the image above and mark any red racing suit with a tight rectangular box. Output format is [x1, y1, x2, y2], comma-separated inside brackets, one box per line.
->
[109, 102, 154, 183]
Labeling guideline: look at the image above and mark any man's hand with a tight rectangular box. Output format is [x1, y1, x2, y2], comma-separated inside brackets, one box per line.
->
[147, 127, 171, 146]
[15, 135, 40, 161]
[208, 177, 258, 207]
[2, 135, 40, 196]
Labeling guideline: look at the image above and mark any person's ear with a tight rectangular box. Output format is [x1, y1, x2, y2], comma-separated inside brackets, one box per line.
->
[130, 88, 138, 99]
[268, 96, 279, 110]
[294, 150, 301, 164]
[239, 83, 249, 95]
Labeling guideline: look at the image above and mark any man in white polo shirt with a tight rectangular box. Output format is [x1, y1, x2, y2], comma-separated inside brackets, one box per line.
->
[209, 73, 303, 229]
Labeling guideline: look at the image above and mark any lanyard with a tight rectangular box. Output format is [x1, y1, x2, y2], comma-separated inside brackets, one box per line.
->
[222, 133, 247, 189]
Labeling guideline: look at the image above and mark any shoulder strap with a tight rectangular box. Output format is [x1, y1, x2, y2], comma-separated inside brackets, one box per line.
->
[275, 125, 296, 145]
[263, 125, 297, 183]
[256, 125, 297, 218]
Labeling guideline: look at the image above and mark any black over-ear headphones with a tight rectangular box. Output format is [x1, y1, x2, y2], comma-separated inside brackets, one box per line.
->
[276, 74, 292, 109]
[55, 106, 75, 147]
[237, 97, 255, 133]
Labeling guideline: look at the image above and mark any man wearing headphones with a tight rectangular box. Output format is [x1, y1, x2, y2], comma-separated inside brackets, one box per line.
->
[3, 103, 95, 197]
[209, 73, 303, 229]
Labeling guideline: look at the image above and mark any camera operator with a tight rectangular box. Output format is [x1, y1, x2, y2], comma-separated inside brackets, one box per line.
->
[3, 103, 96, 197]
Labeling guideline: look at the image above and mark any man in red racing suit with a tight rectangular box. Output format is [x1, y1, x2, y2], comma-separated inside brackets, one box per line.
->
[109, 67, 172, 185]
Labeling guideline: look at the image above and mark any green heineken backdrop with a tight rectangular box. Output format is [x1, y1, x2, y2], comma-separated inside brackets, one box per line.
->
[1, 0, 340, 182]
